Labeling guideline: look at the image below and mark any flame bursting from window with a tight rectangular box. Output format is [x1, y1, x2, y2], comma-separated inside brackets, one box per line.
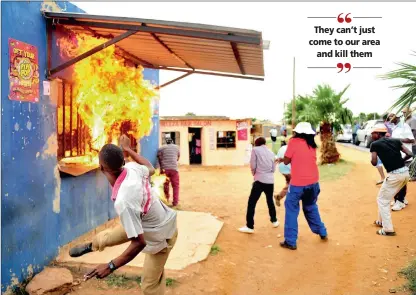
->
[57, 32, 156, 164]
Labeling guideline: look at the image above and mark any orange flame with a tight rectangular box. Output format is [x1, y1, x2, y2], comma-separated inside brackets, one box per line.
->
[57, 32, 157, 164]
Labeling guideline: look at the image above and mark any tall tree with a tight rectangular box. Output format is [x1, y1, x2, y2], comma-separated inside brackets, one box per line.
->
[285, 84, 353, 164]
[380, 51, 416, 111]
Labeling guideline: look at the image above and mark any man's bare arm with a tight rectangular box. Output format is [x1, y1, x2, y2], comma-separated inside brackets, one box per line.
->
[401, 138, 416, 144]
[283, 156, 291, 166]
[120, 135, 155, 176]
[112, 235, 146, 268]
[84, 235, 146, 280]
[371, 152, 378, 166]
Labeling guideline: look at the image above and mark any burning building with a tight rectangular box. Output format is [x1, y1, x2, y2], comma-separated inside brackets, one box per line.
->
[1, 1, 264, 292]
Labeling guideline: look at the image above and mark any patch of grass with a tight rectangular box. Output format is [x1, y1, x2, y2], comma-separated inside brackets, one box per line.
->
[166, 277, 176, 287]
[106, 274, 133, 288]
[399, 259, 416, 293]
[318, 159, 354, 182]
[210, 245, 221, 256]
[105, 274, 175, 289]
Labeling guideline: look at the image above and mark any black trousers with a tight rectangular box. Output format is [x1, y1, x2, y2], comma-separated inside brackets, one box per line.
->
[395, 185, 407, 203]
[246, 181, 277, 229]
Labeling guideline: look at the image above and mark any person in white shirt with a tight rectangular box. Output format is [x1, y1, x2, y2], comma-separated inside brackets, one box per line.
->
[404, 107, 416, 156]
[70, 135, 177, 295]
[270, 127, 278, 142]
[390, 112, 415, 211]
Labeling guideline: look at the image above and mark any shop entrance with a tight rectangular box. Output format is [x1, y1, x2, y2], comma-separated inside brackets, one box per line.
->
[188, 127, 202, 165]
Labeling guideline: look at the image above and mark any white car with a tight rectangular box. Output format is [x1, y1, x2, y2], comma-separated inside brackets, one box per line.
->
[355, 120, 384, 148]
[336, 124, 353, 143]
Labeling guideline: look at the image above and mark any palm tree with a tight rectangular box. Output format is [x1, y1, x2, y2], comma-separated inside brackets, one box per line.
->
[380, 51, 416, 111]
[286, 84, 353, 164]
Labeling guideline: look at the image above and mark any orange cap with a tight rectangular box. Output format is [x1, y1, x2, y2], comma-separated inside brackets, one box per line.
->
[371, 125, 388, 133]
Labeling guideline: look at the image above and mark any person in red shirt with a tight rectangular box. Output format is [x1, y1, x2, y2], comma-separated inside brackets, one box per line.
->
[276, 122, 327, 250]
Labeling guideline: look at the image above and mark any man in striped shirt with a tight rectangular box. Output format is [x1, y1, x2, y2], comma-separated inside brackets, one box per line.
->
[157, 138, 181, 207]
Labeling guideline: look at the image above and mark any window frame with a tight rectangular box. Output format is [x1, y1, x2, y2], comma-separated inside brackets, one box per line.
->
[216, 130, 236, 149]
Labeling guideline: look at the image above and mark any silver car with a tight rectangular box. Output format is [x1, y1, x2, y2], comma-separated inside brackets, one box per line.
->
[336, 124, 353, 143]
[355, 120, 384, 148]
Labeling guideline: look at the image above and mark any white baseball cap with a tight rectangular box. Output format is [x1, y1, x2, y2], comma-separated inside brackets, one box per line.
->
[293, 122, 315, 135]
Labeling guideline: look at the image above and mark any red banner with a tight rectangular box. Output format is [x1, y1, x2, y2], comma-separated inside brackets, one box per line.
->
[9, 38, 40, 103]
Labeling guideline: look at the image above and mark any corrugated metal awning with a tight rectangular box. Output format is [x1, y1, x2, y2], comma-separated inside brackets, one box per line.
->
[43, 12, 265, 82]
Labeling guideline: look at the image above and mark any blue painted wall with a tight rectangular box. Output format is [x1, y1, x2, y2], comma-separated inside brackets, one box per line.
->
[1, 1, 159, 292]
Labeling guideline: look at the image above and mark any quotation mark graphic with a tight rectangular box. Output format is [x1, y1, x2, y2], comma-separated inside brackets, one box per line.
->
[337, 63, 351, 73]
[337, 13, 352, 23]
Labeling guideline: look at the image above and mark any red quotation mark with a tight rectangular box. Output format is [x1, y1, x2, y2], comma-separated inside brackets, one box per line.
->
[337, 13, 352, 23]
[337, 63, 351, 73]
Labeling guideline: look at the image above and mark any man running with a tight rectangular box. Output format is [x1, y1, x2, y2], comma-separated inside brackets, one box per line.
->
[157, 138, 181, 207]
[70, 135, 178, 295]
[238, 137, 279, 234]
[370, 126, 412, 236]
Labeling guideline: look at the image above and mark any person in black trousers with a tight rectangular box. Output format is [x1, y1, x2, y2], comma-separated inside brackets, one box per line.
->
[238, 137, 279, 233]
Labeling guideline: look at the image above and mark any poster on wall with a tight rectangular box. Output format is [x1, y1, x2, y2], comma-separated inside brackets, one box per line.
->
[8, 38, 40, 103]
[238, 129, 248, 141]
[236, 121, 248, 141]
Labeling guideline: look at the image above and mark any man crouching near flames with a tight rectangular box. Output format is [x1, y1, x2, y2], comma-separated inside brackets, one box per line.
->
[69, 134, 178, 295]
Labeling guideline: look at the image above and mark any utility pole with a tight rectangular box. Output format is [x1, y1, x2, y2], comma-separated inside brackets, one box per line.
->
[292, 57, 296, 130]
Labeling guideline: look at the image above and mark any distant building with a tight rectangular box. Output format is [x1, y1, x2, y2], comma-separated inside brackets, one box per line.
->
[160, 116, 252, 166]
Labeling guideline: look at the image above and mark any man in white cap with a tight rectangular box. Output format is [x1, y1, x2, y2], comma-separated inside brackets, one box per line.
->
[370, 125, 412, 236]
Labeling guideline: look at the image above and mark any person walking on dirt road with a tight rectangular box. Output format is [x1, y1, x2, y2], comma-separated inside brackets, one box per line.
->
[276, 122, 327, 250]
[157, 138, 181, 207]
[370, 126, 412, 236]
[238, 137, 279, 234]
[70, 135, 178, 295]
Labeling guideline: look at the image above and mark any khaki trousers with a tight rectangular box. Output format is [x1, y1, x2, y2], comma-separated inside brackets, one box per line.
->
[377, 171, 409, 232]
[92, 223, 178, 295]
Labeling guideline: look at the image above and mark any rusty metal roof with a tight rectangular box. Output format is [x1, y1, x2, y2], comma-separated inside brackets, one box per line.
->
[43, 12, 265, 81]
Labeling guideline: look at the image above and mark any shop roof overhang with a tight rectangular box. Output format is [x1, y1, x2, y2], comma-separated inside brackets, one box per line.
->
[43, 12, 266, 86]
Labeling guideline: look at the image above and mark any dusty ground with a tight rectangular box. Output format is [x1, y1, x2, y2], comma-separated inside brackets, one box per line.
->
[69, 144, 416, 295]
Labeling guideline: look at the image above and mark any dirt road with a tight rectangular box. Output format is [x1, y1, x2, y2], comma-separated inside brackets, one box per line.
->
[72, 144, 416, 295]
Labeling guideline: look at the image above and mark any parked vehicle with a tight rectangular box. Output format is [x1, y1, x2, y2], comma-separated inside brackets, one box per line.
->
[355, 120, 384, 148]
[336, 124, 353, 143]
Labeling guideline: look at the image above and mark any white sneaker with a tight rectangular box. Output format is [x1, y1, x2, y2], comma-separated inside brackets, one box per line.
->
[404, 198, 409, 205]
[238, 226, 254, 234]
[392, 200, 406, 211]
[272, 221, 280, 228]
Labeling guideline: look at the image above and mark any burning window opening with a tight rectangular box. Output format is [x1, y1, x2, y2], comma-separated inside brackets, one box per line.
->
[56, 30, 157, 167]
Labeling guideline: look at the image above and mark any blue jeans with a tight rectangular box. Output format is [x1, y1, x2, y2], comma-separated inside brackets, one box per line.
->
[284, 183, 327, 246]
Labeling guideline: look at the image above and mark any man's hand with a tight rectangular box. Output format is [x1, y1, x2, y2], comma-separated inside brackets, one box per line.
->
[119, 134, 131, 151]
[84, 263, 112, 281]
[275, 158, 283, 164]
[160, 169, 165, 175]
[386, 133, 391, 138]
